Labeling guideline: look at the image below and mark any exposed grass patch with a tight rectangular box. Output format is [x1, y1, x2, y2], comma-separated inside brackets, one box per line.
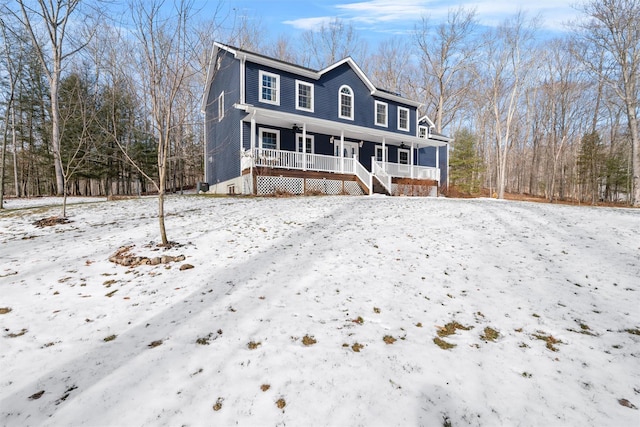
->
[148, 340, 163, 348]
[433, 337, 456, 350]
[352, 316, 364, 325]
[276, 398, 286, 410]
[260, 384, 270, 392]
[105, 289, 118, 298]
[0, 307, 12, 315]
[103, 334, 117, 342]
[351, 342, 364, 352]
[481, 327, 500, 342]
[437, 321, 473, 337]
[213, 397, 223, 411]
[383, 335, 397, 345]
[624, 328, 640, 336]
[247, 341, 261, 350]
[302, 335, 317, 346]
[416, 322, 423, 328]
[373, 307, 381, 314]
[6, 328, 27, 338]
[533, 332, 563, 352]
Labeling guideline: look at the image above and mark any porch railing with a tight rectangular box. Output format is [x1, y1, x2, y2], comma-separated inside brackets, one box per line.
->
[252, 148, 355, 174]
[354, 158, 372, 194]
[371, 159, 392, 194]
[376, 161, 440, 182]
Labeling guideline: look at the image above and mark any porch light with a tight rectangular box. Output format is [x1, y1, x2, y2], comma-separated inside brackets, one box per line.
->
[359, 140, 364, 147]
[292, 124, 301, 132]
[400, 142, 406, 149]
[330, 136, 335, 144]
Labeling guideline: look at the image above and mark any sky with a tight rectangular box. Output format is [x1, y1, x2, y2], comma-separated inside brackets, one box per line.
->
[209, 0, 586, 46]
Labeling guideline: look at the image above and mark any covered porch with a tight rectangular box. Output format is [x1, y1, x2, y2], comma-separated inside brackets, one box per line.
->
[239, 105, 447, 195]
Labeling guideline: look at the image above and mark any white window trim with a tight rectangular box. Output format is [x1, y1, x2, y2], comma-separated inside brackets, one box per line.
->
[374, 145, 389, 162]
[375, 101, 388, 127]
[295, 80, 314, 112]
[296, 133, 315, 153]
[418, 125, 428, 139]
[398, 107, 410, 131]
[338, 85, 354, 120]
[218, 91, 224, 122]
[259, 70, 280, 105]
[258, 127, 280, 150]
[398, 148, 410, 165]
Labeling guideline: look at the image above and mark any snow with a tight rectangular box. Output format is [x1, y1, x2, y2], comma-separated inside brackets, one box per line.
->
[1, 195, 639, 426]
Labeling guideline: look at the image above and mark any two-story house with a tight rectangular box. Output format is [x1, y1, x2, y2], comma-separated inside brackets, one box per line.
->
[202, 42, 450, 196]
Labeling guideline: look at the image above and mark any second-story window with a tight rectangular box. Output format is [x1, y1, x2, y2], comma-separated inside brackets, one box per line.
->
[398, 107, 409, 131]
[339, 85, 354, 120]
[375, 101, 387, 127]
[260, 70, 280, 105]
[296, 80, 314, 112]
[418, 126, 428, 138]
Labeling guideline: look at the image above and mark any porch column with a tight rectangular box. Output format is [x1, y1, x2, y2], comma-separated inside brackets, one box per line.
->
[250, 115, 256, 152]
[382, 138, 386, 171]
[340, 130, 345, 174]
[435, 145, 440, 183]
[302, 123, 307, 171]
[410, 142, 415, 179]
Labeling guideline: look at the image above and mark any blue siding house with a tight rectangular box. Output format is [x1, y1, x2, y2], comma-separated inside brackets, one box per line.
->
[202, 42, 451, 196]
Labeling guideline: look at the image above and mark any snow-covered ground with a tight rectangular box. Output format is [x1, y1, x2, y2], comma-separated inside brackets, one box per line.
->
[1, 195, 638, 426]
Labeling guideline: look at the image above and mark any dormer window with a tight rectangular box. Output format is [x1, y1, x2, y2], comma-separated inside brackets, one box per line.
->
[259, 70, 280, 105]
[339, 85, 354, 120]
[418, 125, 428, 138]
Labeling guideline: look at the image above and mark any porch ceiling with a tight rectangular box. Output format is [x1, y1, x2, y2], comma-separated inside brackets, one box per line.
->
[238, 104, 447, 148]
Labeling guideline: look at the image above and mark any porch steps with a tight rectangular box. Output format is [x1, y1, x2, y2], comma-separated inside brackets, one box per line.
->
[372, 176, 390, 196]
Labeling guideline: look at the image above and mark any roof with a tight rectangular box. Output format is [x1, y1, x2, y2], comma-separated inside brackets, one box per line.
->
[209, 42, 422, 108]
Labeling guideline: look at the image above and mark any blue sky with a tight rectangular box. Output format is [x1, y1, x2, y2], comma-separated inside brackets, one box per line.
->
[210, 0, 585, 45]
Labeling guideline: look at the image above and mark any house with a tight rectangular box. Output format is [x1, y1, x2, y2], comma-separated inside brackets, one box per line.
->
[202, 42, 451, 196]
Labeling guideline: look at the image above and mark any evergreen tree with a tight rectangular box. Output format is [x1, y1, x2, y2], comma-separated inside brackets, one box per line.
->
[577, 131, 604, 204]
[449, 128, 484, 194]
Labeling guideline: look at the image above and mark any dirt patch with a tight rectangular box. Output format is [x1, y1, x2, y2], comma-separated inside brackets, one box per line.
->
[0, 307, 12, 315]
[618, 398, 637, 409]
[109, 245, 185, 267]
[481, 327, 500, 342]
[276, 398, 286, 410]
[247, 341, 261, 350]
[148, 340, 163, 348]
[103, 334, 117, 342]
[302, 335, 317, 346]
[33, 216, 71, 228]
[533, 332, 563, 352]
[261, 384, 271, 392]
[28, 390, 45, 400]
[433, 337, 456, 350]
[213, 397, 224, 411]
[6, 328, 27, 338]
[351, 342, 364, 352]
[383, 335, 397, 345]
[437, 321, 473, 337]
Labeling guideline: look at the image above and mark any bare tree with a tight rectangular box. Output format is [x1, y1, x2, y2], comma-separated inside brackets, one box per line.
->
[8, 0, 99, 197]
[480, 11, 537, 199]
[414, 6, 479, 133]
[125, 0, 197, 245]
[301, 17, 368, 70]
[369, 36, 415, 95]
[573, 0, 640, 206]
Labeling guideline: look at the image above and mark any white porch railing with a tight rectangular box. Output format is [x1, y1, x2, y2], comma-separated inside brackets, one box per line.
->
[251, 148, 356, 174]
[354, 158, 372, 194]
[371, 158, 392, 194]
[373, 160, 440, 182]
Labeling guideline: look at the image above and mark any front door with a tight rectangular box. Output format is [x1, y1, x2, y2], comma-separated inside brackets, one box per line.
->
[335, 140, 359, 160]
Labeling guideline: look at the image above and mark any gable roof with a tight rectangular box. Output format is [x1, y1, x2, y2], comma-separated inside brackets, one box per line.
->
[208, 42, 422, 108]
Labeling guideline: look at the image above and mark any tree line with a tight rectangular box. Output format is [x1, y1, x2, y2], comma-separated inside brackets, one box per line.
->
[1, 0, 639, 207]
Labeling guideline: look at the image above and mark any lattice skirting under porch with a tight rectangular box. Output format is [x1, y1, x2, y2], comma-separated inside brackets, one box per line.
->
[256, 175, 364, 196]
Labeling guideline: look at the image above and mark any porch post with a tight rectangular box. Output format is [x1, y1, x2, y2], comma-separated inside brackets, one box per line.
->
[302, 123, 307, 171]
[250, 115, 256, 152]
[435, 145, 440, 183]
[410, 142, 415, 179]
[340, 130, 345, 174]
[382, 138, 386, 171]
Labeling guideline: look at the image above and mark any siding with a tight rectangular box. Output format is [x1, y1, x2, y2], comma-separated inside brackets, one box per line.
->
[418, 145, 449, 184]
[206, 50, 244, 184]
[245, 61, 417, 136]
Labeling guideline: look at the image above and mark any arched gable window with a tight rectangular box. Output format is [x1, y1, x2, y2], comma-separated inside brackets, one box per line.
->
[338, 85, 354, 120]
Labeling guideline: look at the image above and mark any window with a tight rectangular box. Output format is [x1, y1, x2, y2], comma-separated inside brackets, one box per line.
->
[339, 85, 353, 120]
[259, 128, 280, 150]
[259, 70, 280, 105]
[217, 92, 224, 122]
[375, 145, 388, 162]
[296, 81, 314, 112]
[296, 134, 314, 153]
[375, 101, 387, 127]
[418, 126, 428, 139]
[398, 149, 410, 165]
[398, 107, 409, 131]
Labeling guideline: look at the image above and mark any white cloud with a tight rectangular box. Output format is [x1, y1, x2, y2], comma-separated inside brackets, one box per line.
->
[283, 16, 337, 31]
